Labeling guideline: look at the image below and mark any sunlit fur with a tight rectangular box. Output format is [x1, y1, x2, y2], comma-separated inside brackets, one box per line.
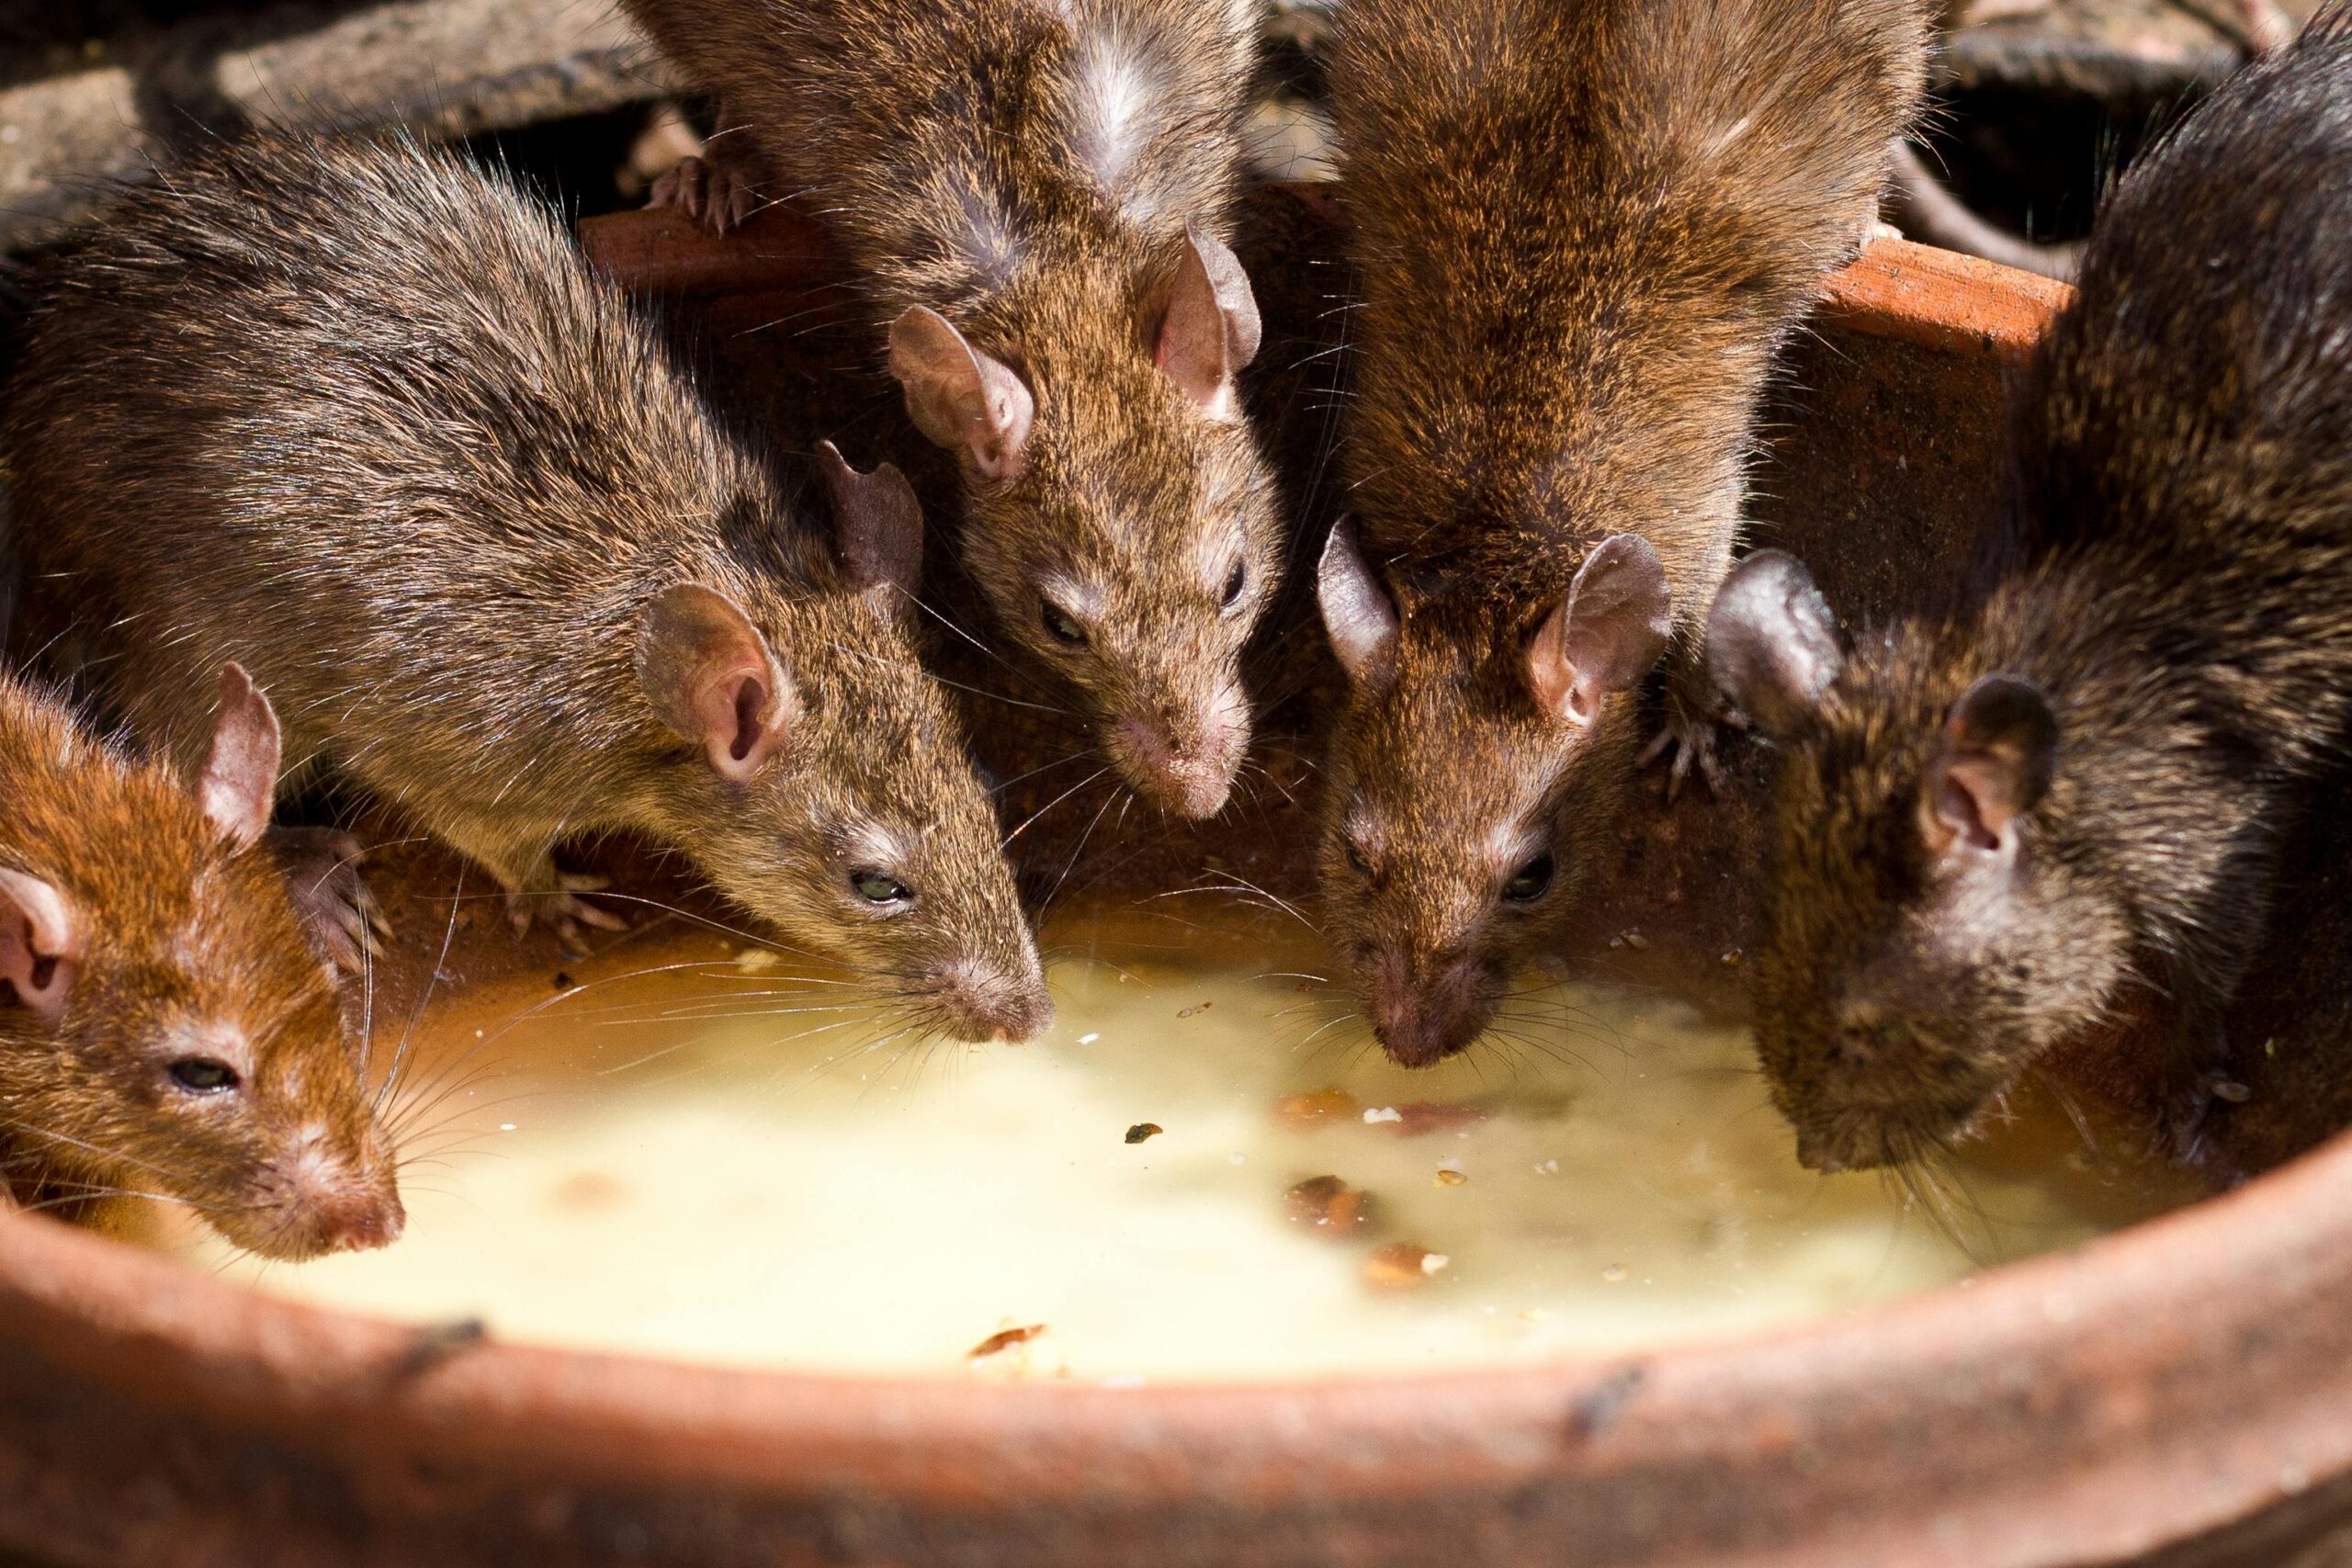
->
[0, 675, 397, 1259]
[623, 0, 1284, 816]
[1319, 0, 1928, 1065]
[1751, 10, 2352, 1169]
[3, 135, 1046, 1043]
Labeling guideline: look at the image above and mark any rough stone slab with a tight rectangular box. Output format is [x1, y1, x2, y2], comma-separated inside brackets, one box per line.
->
[0, 0, 673, 254]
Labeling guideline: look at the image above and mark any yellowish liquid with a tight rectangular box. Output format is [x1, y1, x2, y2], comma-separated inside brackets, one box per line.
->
[162, 910, 2183, 1382]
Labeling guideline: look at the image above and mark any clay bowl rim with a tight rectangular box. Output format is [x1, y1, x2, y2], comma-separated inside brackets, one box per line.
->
[6, 234, 2339, 1562]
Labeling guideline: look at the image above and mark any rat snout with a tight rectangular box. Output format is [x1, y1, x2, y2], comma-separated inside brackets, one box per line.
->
[252, 1131, 406, 1259]
[312, 1184, 407, 1253]
[927, 956, 1054, 1043]
[1107, 686, 1247, 819]
[1363, 946, 1494, 1068]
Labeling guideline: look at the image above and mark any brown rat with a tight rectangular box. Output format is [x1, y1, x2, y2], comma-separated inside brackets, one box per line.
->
[0, 663, 401, 1260]
[1710, 3, 2352, 1172]
[1314, 0, 1928, 1066]
[621, 0, 1284, 819]
[4, 133, 1050, 1045]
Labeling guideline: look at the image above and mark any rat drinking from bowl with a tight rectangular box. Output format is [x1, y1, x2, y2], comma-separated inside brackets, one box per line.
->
[1711, 2, 2352, 1173]
[1, 133, 1049, 1044]
[0, 664, 401, 1260]
[621, 0, 1286, 819]
[1312, 0, 1929, 1068]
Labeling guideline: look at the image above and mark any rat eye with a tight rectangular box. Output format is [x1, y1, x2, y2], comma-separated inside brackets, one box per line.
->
[1040, 599, 1087, 647]
[1502, 852, 1555, 905]
[168, 1056, 240, 1094]
[851, 869, 913, 906]
[1220, 558, 1248, 612]
[1342, 839, 1373, 878]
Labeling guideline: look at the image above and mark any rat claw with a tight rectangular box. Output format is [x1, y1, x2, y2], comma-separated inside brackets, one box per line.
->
[1645, 713, 1728, 802]
[646, 153, 761, 235]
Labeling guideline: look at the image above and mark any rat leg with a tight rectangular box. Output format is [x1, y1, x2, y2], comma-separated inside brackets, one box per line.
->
[1639, 654, 1730, 802]
[266, 825, 390, 974]
[645, 98, 765, 233]
[430, 818, 627, 951]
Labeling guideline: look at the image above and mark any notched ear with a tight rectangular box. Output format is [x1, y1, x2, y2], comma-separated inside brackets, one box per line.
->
[1706, 549, 1844, 738]
[816, 441, 922, 597]
[198, 662, 281, 852]
[0, 868, 80, 1022]
[1155, 225, 1262, 420]
[1317, 520, 1399, 687]
[1524, 535, 1673, 728]
[1928, 674, 2057, 857]
[635, 584, 801, 784]
[887, 306, 1034, 480]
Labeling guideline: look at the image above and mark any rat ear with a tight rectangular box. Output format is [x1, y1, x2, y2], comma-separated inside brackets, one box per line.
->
[198, 663, 281, 852]
[1707, 550, 1844, 738]
[1155, 225, 1262, 422]
[635, 585, 801, 784]
[816, 441, 922, 597]
[0, 868, 81, 1022]
[887, 306, 1034, 480]
[1318, 520, 1399, 687]
[1524, 535, 1673, 728]
[1928, 674, 2057, 857]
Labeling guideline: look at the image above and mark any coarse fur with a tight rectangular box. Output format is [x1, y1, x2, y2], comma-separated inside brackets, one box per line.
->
[622, 0, 1283, 818]
[1317, 0, 1929, 1066]
[1713, 3, 2352, 1171]
[4, 133, 1049, 1044]
[0, 668, 399, 1259]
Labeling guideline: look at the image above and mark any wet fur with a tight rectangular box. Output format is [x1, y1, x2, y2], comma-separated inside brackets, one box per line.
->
[1319, 0, 1928, 1064]
[3, 134, 1045, 1042]
[1747, 6, 2352, 1168]
[622, 0, 1285, 810]
[0, 674, 388, 1258]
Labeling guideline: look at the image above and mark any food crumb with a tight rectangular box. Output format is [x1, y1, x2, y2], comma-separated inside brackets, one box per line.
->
[1434, 1168, 1468, 1188]
[1077, 1032, 1102, 1045]
[1285, 1175, 1379, 1236]
[1363, 1106, 1404, 1125]
[1124, 1122, 1162, 1145]
[1621, 930, 1649, 951]
[1363, 1243, 1449, 1291]
[1177, 1001, 1214, 1019]
[1720, 947, 1745, 968]
[733, 948, 782, 974]
[1534, 1158, 1560, 1175]
[1272, 1089, 1356, 1127]
[1600, 1264, 1628, 1283]
[967, 1324, 1047, 1359]
[551, 971, 574, 989]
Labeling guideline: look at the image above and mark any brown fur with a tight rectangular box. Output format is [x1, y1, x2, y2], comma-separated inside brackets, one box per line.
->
[1318, 0, 1929, 1066]
[4, 133, 1049, 1044]
[622, 0, 1284, 817]
[1718, 4, 2352, 1170]
[0, 672, 396, 1259]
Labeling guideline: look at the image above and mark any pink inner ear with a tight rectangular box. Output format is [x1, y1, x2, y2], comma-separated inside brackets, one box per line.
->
[698, 668, 783, 784]
[1932, 755, 2010, 853]
[0, 870, 78, 1022]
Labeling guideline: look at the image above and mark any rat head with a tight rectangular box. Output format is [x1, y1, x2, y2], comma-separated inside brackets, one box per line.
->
[1316, 524, 1673, 1066]
[0, 667, 401, 1259]
[887, 228, 1281, 818]
[1711, 551, 2133, 1172]
[635, 449, 1051, 1044]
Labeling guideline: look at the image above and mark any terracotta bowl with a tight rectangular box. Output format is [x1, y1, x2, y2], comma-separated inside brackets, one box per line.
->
[1, 196, 2348, 1568]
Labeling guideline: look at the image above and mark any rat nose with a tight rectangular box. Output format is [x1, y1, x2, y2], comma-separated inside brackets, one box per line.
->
[1109, 690, 1246, 819]
[1363, 947, 1490, 1067]
[312, 1184, 406, 1254]
[933, 958, 1054, 1043]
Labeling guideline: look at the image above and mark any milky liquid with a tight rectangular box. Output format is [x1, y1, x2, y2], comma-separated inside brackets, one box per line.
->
[160, 911, 2185, 1382]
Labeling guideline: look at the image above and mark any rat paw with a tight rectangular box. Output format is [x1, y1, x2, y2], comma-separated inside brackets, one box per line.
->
[267, 826, 390, 974]
[503, 874, 628, 953]
[1640, 709, 1729, 802]
[647, 154, 761, 234]
[2154, 1070, 2253, 1168]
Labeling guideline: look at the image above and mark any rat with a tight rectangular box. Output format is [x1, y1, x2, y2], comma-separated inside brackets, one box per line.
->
[1312, 0, 1928, 1066]
[4, 132, 1052, 1045]
[1708, 2, 2352, 1173]
[0, 663, 402, 1260]
[621, 0, 1285, 819]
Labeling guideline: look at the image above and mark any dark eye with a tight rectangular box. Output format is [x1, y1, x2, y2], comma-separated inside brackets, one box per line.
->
[1040, 600, 1087, 647]
[851, 869, 913, 905]
[1502, 852, 1555, 904]
[168, 1056, 240, 1093]
[1221, 558, 1248, 611]
[1342, 840, 1372, 877]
